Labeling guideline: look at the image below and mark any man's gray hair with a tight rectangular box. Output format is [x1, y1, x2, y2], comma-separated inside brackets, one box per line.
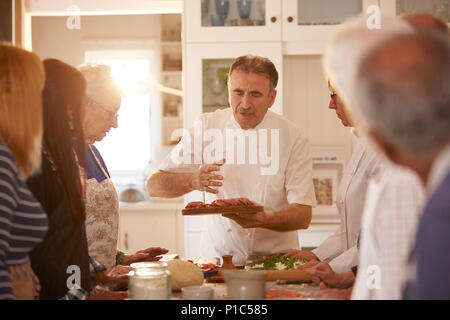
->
[355, 32, 450, 158]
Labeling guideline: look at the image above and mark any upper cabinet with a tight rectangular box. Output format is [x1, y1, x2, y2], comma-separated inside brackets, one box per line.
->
[283, 0, 377, 53]
[185, 1, 378, 46]
[185, 0, 281, 42]
[382, 0, 450, 22]
[283, 0, 367, 42]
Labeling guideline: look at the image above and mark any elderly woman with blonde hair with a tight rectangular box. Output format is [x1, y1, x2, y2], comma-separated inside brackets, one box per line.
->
[78, 64, 167, 271]
[0, 43, 48, 300]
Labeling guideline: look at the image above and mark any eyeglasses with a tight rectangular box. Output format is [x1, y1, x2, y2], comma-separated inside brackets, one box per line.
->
[103, 109, 119, 122]
[329, 92, 338, 103]
[90, 101, 119, 122]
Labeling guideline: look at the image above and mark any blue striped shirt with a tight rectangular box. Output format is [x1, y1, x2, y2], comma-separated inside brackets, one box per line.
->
[0, 143, 48, 299]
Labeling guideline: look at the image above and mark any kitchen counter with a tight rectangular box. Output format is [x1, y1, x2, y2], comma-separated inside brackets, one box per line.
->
[171, 281, 320, 300]
[118, 199, 185, 255]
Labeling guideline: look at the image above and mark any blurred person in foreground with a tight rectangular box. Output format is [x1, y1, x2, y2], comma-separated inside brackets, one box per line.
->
[306, 14, 438, 300]
[309, 13, 450, 300]
[0, 43, 48, 300]
[351, 12, 449, 300]
[354, 30, 450, 300]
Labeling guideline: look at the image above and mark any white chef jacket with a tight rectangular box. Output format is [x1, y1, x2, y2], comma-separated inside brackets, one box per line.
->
[352, 162, 425, 300]
[312, 138, 383, 273]
[159, 108, 316, 264]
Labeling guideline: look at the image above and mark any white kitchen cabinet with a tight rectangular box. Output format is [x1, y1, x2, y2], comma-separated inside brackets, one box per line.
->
[381, 0, 450, 22]
[160, 14, 184, 146]
[185, 0, 379, 52]
[183, 42, 283, 128]
[184, 214, 204, 258]
[282, 0, 379, 54]
[118, 201, 185, 256]
[185, 0, 281, 43]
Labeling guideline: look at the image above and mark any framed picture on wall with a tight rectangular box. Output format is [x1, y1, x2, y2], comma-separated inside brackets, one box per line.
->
[312, 165, 341, 216]
[311, 160, 344, 219]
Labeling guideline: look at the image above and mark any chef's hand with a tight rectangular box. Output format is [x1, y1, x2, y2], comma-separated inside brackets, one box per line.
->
[95, 266, 131, 291]
[296, 259, 320, 270]
[122, 247, 169, 266]
[87, 291, 128, 300]
[189, 159, 225, 194]
[284, 249, 318, 261]
[306, 262, 349, 289]
[314, 282, 352, 300]
[222, 211, 266, 229]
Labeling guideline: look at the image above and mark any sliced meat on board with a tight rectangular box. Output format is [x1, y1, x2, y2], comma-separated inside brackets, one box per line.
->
[186, 198, 257, 209]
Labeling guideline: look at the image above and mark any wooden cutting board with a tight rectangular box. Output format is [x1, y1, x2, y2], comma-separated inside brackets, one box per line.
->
[182, 205, 264, 216]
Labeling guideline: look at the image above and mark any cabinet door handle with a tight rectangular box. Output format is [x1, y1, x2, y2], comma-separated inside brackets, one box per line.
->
[287, 16, 294, 23]
[270, 16, 277, 23]
[124, 232, 129, 251]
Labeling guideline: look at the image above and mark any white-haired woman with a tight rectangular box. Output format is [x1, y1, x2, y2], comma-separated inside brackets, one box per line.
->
[79, 64, 167, 272]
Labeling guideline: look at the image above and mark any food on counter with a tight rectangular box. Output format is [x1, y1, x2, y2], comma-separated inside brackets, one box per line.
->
[185, 197, 257, 209]
[185, 201, 209, 209]
[159, 253, 180, 262]
[266, 289, 304, 299]
[210, 198, 256, 207]
[107, 265, 132, 277]
[186, 258, 220, 279]
[198, 263, 219, 273]
[249, 254, 308, 270]
[167, 259, 204, 291]
[182, 198, 263, 216]
[208, 275, 225, 283]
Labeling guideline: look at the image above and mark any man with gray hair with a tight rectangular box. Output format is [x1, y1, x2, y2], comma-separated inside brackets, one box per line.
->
[148, 55, 316, 264]
[354, 32, 450, 299]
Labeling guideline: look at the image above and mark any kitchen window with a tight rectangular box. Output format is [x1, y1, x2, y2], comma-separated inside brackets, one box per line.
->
[85, 50, 157, 180]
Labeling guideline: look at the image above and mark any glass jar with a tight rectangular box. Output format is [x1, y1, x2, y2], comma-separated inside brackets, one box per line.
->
[128, 262, 171, 300]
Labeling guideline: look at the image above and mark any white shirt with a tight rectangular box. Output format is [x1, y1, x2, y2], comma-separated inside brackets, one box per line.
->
[160, 108, 316, 264]
[312, 139, 382, 273]
[351, 161, 425, 300]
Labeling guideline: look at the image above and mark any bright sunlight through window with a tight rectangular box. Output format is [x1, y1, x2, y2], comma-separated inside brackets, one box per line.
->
[85, 50, 156, 174]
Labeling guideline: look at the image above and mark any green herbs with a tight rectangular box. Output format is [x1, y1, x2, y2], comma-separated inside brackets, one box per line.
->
[250, 254, 308, 270]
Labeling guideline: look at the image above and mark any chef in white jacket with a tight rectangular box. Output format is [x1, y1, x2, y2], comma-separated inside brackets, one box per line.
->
[147, 55, 316, 264]
[285, 79, 383, 273]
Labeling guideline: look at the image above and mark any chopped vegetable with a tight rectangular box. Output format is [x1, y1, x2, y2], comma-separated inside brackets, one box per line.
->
[250, 254, 308, 270]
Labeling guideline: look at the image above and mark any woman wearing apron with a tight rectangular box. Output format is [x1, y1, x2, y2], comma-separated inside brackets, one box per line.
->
[79, 64, 167, 272]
